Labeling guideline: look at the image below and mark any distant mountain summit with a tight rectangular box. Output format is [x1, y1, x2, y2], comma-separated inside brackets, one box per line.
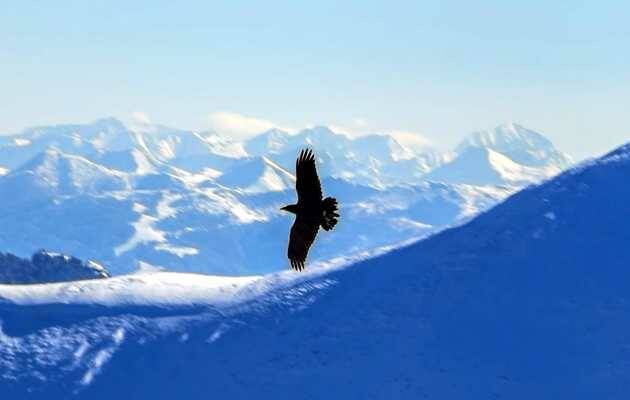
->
[456, 122, 572, 168]
[426, 123, 571, 186]
[426, 146, 554, 186]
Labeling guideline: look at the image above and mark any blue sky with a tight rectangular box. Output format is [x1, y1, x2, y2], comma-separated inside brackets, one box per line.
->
[1, 1, 629, 159]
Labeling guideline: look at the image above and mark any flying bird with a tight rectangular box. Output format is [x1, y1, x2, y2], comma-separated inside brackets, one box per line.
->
[281, 149, 339, 271]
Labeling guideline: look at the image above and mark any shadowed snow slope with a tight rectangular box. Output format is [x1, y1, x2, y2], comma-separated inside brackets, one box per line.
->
[0, 143, 628, 398]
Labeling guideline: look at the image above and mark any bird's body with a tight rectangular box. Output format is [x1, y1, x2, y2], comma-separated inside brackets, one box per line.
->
[281, 149, 339, 271]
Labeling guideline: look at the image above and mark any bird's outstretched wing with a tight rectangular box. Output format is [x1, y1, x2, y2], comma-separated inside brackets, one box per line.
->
[288, 216, 319, 271]
[296, 149, 322, 205]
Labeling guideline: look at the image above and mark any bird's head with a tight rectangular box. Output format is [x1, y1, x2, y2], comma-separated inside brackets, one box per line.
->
[280, 204, 298, 214]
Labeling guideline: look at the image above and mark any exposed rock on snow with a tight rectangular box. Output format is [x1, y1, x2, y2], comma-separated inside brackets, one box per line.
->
[0, 250, 109, 284]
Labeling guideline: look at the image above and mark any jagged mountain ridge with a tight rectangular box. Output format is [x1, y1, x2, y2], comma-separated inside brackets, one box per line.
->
[243, 126, 447, 187]
[0, 118, 570, 187]
[456, 122, 573, 168]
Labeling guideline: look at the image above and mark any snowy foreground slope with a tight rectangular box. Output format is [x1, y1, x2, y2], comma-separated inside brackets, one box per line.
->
[1, 143, 628, 399]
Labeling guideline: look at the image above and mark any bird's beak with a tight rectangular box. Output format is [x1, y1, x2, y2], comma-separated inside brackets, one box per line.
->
[280, 206, 288, 212]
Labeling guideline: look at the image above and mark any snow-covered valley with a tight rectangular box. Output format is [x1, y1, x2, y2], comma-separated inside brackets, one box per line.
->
[0, 141, 628, 399]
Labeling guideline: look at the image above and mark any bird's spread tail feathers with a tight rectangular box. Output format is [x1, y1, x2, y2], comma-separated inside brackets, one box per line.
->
[321, 197, 339, 231]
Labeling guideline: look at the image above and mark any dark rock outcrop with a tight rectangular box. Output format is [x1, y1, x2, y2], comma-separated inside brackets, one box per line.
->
[0, 250, 109, 284]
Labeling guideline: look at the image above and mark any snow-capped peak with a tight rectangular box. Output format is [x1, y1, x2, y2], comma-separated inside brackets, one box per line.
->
[456, 123, 572, 168]
[426, 146, 559, 186]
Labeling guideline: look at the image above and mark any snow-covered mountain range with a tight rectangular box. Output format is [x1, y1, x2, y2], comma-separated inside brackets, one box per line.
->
[0, 141, 627, 399]
[0, 118, 571, 275]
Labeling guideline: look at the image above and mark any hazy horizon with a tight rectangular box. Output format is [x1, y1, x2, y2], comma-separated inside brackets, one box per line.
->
[2, 1, 629, 160]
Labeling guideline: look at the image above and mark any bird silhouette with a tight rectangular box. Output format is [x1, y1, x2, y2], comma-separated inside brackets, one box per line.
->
[281, 149, 339, 271]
